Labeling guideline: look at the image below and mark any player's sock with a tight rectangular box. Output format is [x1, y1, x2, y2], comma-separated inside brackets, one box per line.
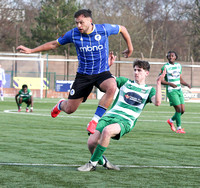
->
[57, 100, 63, 111]
[172, 112, 181, 124]
[92, 105, 107, 122]
[177, 126, 182, 130]
[173, 112, 181, 127]
[90, 144, 107, 163]
[89, 160, 98, 166]
[98, 156, 105, 165]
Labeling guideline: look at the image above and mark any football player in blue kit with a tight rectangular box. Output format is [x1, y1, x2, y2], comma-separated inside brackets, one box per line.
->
[17, 9, 133, 134]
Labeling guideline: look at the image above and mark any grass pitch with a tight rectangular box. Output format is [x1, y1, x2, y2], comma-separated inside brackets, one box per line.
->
[0, 98, 200, 187]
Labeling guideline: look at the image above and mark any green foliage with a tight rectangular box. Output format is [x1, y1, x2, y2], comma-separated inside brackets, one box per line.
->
[22, 0, 79, 55]
[0, 98, 200, 187]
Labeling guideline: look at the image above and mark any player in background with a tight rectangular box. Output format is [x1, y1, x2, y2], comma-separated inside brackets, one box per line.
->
[16, 9, 133, 134]
[160, 51, 191, 134]
[15, 84, 33, 112]
[77, 59, 166, 171]
[0, 64, 6, 101]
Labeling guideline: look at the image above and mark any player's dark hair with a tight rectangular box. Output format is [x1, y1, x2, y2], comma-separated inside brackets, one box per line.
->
[133, 60, 150, 71]
[22, 84, 28, 89]
[166, 51, 178, 60]
[74, 9, 92, 18]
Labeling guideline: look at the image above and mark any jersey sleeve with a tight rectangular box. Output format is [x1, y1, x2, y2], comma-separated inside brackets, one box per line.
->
[146, 87, 156, 103]
[57, 29, 73, 45]
[103, 24, 120, 36]
[28, 89, 32, 96]
[180, 64, 182, 74]
[160, 64, 166, 73]
[116, 76, 128, 88]
[160, 64, 168, 81]
[18, 89, 22, 96]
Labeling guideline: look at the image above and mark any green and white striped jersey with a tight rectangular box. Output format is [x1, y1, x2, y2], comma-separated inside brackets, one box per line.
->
[104, 76, 156, 128]
[161, 62, 182, 93]
[18, 88, 32, 98]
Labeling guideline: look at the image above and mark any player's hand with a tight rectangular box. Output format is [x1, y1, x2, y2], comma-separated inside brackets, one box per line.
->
[187, 84, 191, 89]
[169, 83, 177, 88]
[122, 49, 132, 58]
[157, 68, 166, 83]
[16, 45, 32, 54]
[108, 51, 117, 67]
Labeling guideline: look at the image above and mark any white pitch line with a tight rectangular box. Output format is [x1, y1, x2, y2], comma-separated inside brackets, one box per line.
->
[1, 110, 200, 124]
[0, 162, 200, 169]
[1, 110, 91, 119]
[2, 109, 200, 115]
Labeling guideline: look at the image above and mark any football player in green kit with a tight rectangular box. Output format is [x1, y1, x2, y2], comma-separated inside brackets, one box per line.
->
[161, 51, 191, 134]
[78, 56, 166, 171]
[15, 84, 33, 112]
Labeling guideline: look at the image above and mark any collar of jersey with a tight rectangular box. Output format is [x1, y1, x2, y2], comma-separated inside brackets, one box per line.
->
[167, 62, 177, 65]
[133, 80, 146, 86]
[86, 23, 95, 35]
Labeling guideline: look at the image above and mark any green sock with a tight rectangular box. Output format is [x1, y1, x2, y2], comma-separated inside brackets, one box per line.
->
[91, 144, 107, 162]
[172, 112, 181, 127]
[98, 156, 104, 165]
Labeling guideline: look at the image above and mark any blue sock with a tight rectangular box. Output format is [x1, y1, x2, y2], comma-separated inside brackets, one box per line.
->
[94, 105, 107, 118]
[58, 101, 63, 110]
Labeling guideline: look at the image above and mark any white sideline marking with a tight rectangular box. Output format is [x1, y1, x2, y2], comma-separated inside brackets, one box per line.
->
[0, 162, 199, 169]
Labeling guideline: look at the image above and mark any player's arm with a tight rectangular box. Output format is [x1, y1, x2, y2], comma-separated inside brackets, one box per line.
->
[15, 93, 20, 107]
[180, 74, 191, 89]
[16, 40, 60, 54]
[30, 95, 33, 107]
[161, 79, 177, 88]
[151, 68, 166, 106]
[119, 26, 133, 58]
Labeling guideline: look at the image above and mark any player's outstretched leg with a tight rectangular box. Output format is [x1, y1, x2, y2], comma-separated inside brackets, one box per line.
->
[87, 105, 107, 134]
[51, 99, 65, 118]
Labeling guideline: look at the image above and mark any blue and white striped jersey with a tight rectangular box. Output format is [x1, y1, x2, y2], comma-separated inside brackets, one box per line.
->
[57, 24, 120, 75]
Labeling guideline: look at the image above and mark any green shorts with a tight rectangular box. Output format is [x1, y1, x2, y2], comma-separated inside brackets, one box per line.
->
[167, 89, 184, 106]
[96, 116, 133, 140]
[19, 96, 31, 104]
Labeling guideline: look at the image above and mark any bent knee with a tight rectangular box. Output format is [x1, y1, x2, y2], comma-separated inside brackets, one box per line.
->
[106, 84, 117, 95]
[102, 127, 112, 138]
